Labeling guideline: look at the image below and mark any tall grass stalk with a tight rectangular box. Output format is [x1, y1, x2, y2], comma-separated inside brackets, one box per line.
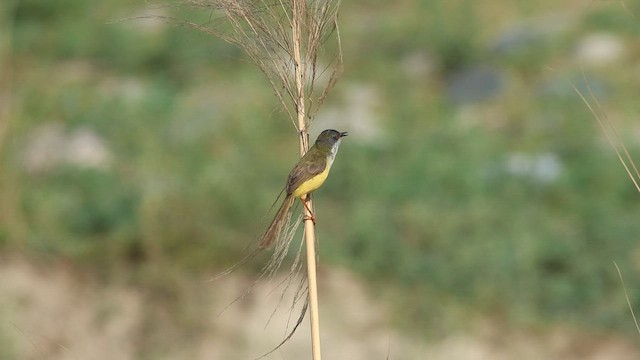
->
[576, 74, 640, 336]
[152, 1, 343, 358]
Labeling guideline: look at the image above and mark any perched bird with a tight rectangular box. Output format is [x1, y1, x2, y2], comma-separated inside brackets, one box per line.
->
[260, 129, 348, 248]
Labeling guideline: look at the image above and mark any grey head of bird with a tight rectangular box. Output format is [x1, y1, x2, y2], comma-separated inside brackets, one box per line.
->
[315, 129, 348, 147]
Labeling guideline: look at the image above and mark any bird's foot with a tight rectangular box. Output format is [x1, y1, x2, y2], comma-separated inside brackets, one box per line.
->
[301, 198, 316, 225]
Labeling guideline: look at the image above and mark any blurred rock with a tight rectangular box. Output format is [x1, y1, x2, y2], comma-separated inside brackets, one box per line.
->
[505, 152, 562, 184]
[98, 76, 147, 103]
[314, 83, 383, 144]
[400, 51, 437, 80]
[64, 128, 113, 170]
[575, 33, 626, 67]
[22, 123, 113, 174]
[536, 75, 609, 100]
[491, 13, 576, 56]
[446, 66, 505, 104]
[492, 26, 544, 56]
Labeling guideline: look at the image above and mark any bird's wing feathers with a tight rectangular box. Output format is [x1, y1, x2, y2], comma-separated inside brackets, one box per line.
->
[286, 151, 327, 195]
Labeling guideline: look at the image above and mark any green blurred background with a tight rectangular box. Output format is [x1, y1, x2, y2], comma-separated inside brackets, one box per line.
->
[2, 0, 640, 358]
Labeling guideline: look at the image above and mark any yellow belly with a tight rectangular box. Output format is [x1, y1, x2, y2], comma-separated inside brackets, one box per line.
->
[291, 163, 331, 198]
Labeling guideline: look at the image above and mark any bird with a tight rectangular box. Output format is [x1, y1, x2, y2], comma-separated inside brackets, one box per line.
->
[259, 129, 348, 248]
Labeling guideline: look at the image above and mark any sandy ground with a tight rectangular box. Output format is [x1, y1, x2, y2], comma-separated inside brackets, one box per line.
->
[1, 256, 639, 360]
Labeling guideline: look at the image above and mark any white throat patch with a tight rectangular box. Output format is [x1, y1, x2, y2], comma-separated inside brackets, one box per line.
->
[327, 138, 342, 168]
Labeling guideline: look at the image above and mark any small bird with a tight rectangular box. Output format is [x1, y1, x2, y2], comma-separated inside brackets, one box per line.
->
[260, 129, 348, 248]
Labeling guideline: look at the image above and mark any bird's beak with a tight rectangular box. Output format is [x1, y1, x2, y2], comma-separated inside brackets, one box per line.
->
[340, 132, 348, 138]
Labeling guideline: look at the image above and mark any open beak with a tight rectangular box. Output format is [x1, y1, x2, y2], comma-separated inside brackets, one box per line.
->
[340, 131, 348, 138]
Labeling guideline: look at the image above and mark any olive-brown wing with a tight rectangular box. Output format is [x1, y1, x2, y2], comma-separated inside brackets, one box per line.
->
[286, 149, 327, 195]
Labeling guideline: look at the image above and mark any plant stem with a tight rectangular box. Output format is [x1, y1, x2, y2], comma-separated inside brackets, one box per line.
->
[292, 0, 322, 358]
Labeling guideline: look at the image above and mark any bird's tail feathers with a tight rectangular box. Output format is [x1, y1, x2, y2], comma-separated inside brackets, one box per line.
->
[259, 194, 295, 248]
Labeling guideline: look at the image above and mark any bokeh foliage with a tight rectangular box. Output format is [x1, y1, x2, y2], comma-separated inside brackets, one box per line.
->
[2, 0, 640, 348]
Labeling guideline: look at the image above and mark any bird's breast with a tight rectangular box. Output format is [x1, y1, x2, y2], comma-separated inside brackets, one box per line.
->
[291, 160, 332, 198]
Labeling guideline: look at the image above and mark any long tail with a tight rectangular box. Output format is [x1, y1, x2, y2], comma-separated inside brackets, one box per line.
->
[260, 194, 295, 248]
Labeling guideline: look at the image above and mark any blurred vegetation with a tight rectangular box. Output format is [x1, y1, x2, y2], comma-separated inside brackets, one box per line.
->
[2, 0, 640, 353]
